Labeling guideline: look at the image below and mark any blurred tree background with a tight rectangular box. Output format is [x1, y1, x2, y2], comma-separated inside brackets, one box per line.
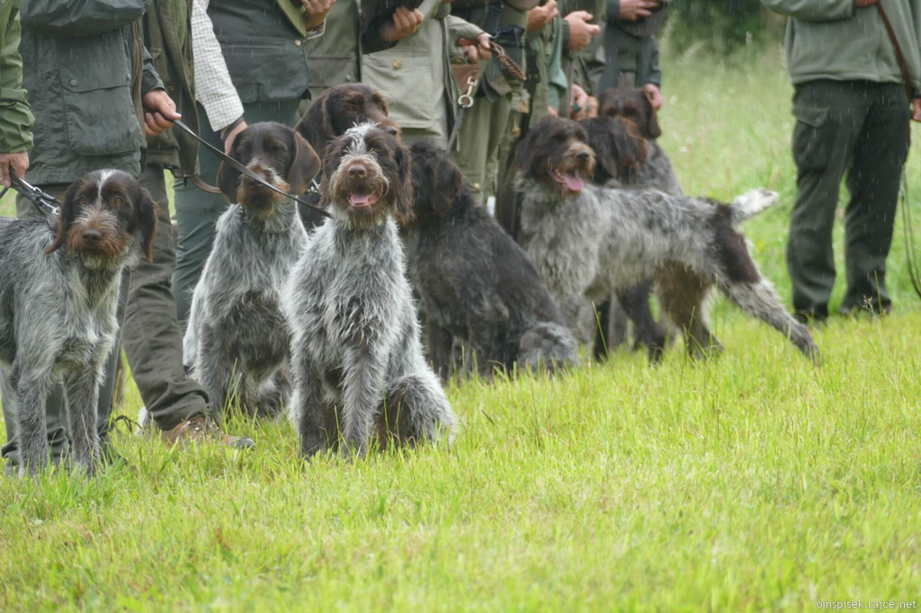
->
[666, 0, 786, 52]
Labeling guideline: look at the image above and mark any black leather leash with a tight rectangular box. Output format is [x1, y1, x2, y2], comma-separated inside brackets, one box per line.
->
[0, 170, 60, 217]
[171, 119, 331, 219]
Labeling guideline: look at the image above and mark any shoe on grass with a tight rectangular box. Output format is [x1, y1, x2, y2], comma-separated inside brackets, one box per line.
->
[837, 303, 892, 318]
[161, 416, 255, 449]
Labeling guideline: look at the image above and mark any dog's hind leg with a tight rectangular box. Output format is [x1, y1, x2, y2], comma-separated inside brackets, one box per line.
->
[617, 280, 667, 363]
[379, 371, 456, 448]
[720, 278, 819, 359]
[656, 265, 722, 359]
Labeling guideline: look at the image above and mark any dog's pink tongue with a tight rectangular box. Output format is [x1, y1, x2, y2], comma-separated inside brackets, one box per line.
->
[563, 173, 584, 192]
[349, 194, 372, 206]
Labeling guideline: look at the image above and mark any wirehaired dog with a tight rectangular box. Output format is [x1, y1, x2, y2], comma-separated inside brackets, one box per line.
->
[283, 124, 456, 458]
[402, 140, 577, 379]
[183, 122, 321, 417]
[516, 118, 818, 359]
[0, 170, 157, 474]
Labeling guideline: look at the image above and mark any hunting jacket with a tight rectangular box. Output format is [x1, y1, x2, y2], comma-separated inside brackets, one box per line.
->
[0, 0, 33, 154]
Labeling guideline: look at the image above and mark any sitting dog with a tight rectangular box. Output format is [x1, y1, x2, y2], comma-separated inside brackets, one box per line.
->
[402, 140, 577, 379]
[183, 122, 321, 417]
[0, 170, 157, 474]
[283, 124, 457, 458]
[516, 117, 818, 360]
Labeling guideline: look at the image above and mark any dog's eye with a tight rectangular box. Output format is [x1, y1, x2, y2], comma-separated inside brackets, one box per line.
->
[113, 197, 124, 207]
[79, 196, 89, 206]
[346, 105, 358, 113]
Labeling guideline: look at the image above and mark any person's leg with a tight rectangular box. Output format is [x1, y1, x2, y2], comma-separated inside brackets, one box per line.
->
[483, 96, 514, 205]
[451, 100, 493, 205]
[786, 81, 865, 321]
[841, 84, 910, 314]
[123, 165, 209, 431]
[172, 100, 301, 328]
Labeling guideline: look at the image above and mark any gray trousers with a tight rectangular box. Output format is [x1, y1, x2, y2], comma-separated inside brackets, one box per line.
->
[172, 100, 301, 326]
[1, 186, 125, 466]
[787, 80, 910, 319]
[121, 166, 210, 431]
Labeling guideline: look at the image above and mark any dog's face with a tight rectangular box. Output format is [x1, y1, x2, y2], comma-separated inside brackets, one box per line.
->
[516, 117, 595, 197]
[320, 122, 413, 228]
[217, 122, 321, 218]
[296, 84, 400, 155]
[580, 117, 648, 185]
[405, 140, 464, 226]
[598, 87, 662, 140]
[47, 170, 158, 270]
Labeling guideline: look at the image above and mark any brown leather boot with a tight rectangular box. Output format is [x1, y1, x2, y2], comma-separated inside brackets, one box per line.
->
[161, 416, 255, 449]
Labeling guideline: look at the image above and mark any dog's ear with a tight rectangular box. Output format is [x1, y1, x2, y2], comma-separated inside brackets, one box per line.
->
[137, 187, 159, 262]
[610, 119, 648, 182]
[45, 181, 80, 255]
[642, 89, 662, 139]
[392, 142, 414, 225]
[216, 160, 242, 204]
[296, 93, 329, 154]
[287, 132, 322, 194]
[515, 128, 538, 173]
[586, 123, 620, 183]
[431, 154, 464, 216]
[317, 140, 339, 211]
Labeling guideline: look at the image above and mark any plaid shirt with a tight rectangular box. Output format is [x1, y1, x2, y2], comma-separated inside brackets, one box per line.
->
[192, 0, 324, 132]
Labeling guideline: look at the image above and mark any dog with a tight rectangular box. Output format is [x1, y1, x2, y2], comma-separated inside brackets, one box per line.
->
[283, 123, 457, 458]
[515, 117, 818, 360]
[402, 140, 577, 379]
[183, 122, 321, 417]
[0, 170, 157, 474]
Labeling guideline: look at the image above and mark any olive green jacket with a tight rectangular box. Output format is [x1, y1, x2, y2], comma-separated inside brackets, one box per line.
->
[363, 0, 483, 145]
[19, 0, 162, 184]
[144, 0, 200, 175]
[762, 0, 921, 94]
[0, 0, 33, 154]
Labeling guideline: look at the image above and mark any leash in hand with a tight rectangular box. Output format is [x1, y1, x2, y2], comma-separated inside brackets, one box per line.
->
[0, 170, 60, 218]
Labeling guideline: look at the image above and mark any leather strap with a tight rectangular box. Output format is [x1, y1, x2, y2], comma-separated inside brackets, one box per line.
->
[172, 119, 331, 218]
[876, 3, 915, 101]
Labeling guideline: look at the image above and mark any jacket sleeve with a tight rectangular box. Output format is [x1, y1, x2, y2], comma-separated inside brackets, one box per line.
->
[647, 35, 661, 87]
[140, 44, 164, 96]
[191, 0, 243, 132]
[760, 0, 855, 22]
[20, 0, 148, 37]
[0, 1, 34, 153]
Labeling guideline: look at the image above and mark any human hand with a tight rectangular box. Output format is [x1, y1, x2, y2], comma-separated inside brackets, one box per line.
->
[527, 0, 558, 32]
[142, 89, 181, 137]
[380, 6, 425, 42]
[570, 85, 598, 121]
[565, 11, 600, 51]
[912, 99, 921, 123]
[300, 0, 336, 30]
[0, 151, 29, 188]
[643, 83, 663, 111]
[619, 0, 659, 21]
[547, 105, 559, 117]
[458, 33, 492, 63]
[222, 119, 248, 155]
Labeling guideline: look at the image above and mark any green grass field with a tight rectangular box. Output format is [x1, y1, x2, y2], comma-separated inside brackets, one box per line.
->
[2, 50, 921, 611]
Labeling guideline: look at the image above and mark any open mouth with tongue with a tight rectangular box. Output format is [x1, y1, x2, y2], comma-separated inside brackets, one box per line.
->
[553, 171, 585, 193]
[348, 192, 381, 210]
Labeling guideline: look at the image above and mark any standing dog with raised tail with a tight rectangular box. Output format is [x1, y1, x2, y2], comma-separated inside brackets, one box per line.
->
[183, 122, 321, 418]
[283, 123, 457, 458]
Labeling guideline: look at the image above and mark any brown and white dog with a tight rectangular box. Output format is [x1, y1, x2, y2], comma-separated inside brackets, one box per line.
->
[283, 123, 456, 458]
[0, 170, 158, 474]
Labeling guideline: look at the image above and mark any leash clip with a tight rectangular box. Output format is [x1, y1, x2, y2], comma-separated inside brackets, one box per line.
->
[9, 171, 60, 217]
[459, 76, 478, 109]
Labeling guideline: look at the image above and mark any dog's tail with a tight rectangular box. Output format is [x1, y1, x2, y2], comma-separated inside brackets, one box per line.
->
[518, 322, 579, 373]
[729, 188, 779, 225]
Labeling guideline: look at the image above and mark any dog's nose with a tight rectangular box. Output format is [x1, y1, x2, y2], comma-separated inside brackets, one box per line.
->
[82, 229, 101, 244]
[348, 164, 367, 179]
[384, 125, 399, 137]
[576, 150, 590, 161]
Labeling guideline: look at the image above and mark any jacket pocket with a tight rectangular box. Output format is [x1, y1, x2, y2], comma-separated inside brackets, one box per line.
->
[363, 53, 440, 129]
[57, 32, 142, 157]
[792, 104, 833, 172]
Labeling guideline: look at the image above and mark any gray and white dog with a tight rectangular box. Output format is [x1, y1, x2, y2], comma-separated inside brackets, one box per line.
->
[183, 122, 320, 417]
[0, 170, 158, 474]
[516, 118, 818, 360]
[283, 123, 456, 458]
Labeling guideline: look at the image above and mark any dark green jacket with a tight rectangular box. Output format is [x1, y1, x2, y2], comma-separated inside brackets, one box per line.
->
[144, 0, 199, 175]
[19, 0, 162, 184]
[598, 0, 662, 92]
[0, 0, 34, 153]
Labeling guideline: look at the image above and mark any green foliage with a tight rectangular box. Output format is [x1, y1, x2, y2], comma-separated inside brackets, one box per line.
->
[666, 0, 780, 52]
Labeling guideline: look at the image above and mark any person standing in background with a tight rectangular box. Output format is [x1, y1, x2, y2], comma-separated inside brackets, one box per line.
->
[598, 0, 663, 107]
[762, 0, 921, 322]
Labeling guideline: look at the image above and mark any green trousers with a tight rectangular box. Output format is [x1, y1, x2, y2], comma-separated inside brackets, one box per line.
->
[172, 100, 301, 326]
[451, 94, 513, 205]
[1, 186, 124, 466]
[121, 166, 209, 432]
[787, 80, 910, 319]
